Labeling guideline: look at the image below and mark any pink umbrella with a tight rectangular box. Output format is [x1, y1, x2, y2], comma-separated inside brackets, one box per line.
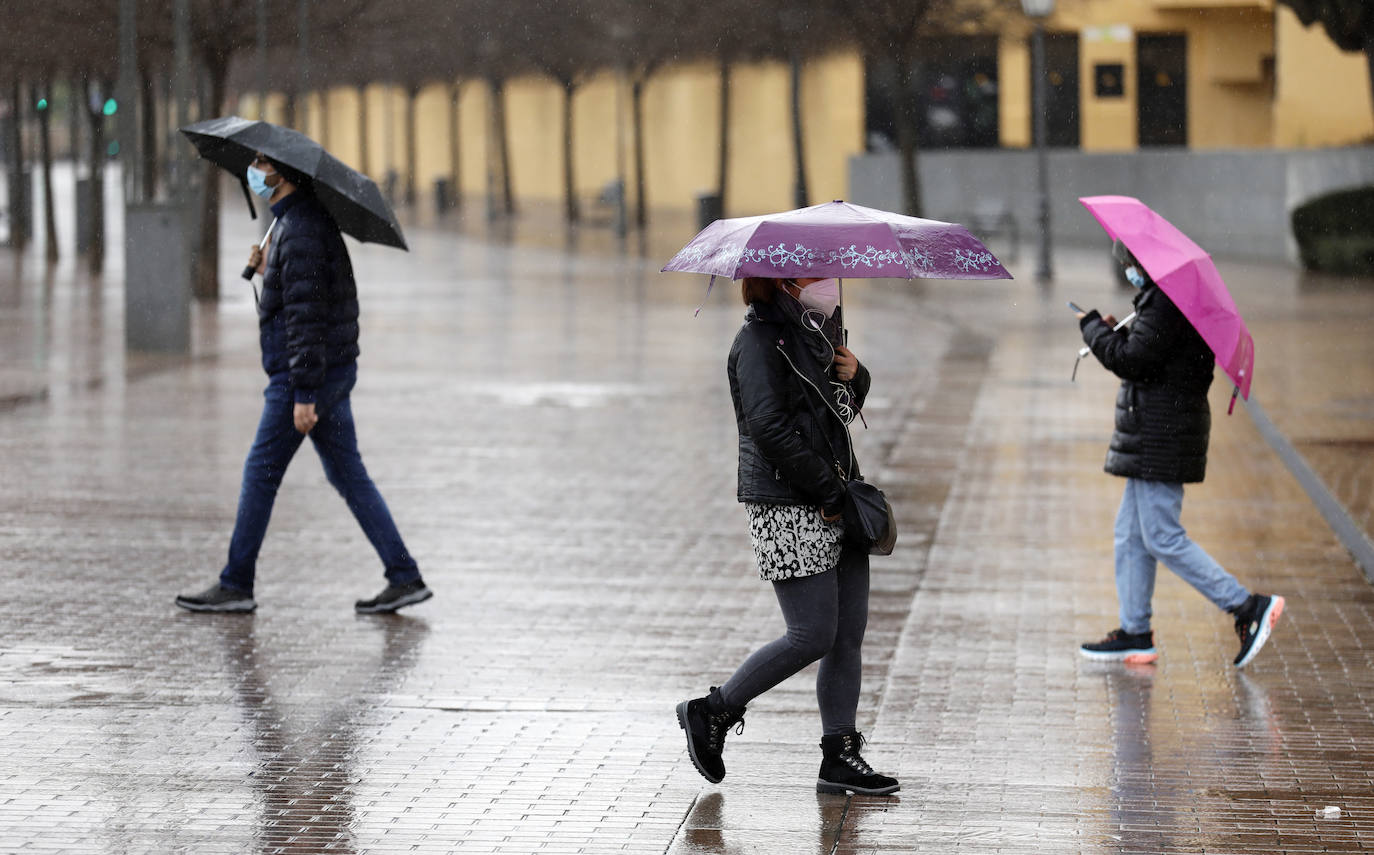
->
[1079, 195, 1255, 409]
[662, 200, 1011, 281]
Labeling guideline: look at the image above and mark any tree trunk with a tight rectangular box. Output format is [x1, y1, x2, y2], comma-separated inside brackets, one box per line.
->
[491, 77, 515, 215]
[716, 57, 730, 215]
[561, 79, 579, 224]
[195, 56, 228, 301]
[36, 83, 59, 262]
[405, 85, 418, 205]
[86, 80, 107, 272]
[283, 91, 296, 130]
[448, 81, 462, 211]
[7, 81, 28, 248]
[140, 69, 157, 201]
[631, 76, 646, 228]
[317, 88, 330, 151]
[789, 51, 809, 208]
[1366, 38, 1374, 122]
[892, 52, 923, 218]
[356, 84, 370, 176]
[68, 75, 83, 166]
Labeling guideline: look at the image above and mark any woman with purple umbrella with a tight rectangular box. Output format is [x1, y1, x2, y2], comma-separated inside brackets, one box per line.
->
[675, 275, 899, 797]
[1075, 240, 1283, 669]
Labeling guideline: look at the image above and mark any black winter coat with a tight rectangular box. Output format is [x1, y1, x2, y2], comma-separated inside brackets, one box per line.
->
[1080, 283, 1214, 483]
[729, 300, 871, 515]
[258, 191, 361, 403]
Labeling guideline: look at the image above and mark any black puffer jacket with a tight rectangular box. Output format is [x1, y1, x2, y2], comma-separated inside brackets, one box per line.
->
[729, 299, 871, 514]
[1080, 283, 1214, 483]
[258, 191, 360, 403]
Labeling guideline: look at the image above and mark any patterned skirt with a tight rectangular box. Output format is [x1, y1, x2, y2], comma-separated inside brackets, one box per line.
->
[744, 502, 844, 582]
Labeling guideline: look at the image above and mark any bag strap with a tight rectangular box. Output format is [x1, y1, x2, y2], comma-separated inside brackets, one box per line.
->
[775, 343, 854, 481]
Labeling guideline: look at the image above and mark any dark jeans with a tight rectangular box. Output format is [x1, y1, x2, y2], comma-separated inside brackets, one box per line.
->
[718, 544, 870, 736]
[219, 364, 420, 594]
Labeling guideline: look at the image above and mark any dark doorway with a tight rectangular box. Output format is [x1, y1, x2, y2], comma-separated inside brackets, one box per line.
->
[864, 37, 1000, 151]
[1043, 33, 1080, 148]
[1137, 34, 1187, 147]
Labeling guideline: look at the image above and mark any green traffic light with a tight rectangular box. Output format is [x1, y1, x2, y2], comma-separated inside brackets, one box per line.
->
[35, 98, 48, 111]
[103, 98, 118, 116]
[107, 140, 120, 157]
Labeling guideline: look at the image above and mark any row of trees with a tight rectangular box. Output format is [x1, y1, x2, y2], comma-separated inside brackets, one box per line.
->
[3, 0, 1371, 298]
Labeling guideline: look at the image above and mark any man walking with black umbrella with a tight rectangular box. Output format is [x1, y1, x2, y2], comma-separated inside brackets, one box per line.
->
[176, 151, 431, 615]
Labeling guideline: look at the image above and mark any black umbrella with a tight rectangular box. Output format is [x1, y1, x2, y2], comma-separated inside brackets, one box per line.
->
[179, 116, 408, 253]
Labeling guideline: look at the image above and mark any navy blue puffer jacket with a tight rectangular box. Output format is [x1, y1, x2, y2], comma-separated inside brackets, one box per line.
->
[257, 191, 360, 403]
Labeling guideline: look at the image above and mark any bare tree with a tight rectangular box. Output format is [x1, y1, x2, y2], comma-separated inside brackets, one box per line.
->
[830, 0, 1019, 216]
[599, 0, 693, 227]
[513, 0, 607, 224]
[1278, 0, 1374, 122]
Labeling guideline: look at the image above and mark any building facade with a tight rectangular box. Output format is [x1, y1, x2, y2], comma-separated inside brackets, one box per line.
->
[244, 2, 1372, 219]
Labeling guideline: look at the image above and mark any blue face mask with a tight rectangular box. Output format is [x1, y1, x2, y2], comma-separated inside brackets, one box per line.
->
[1125, 266, 1146, 289]
[246, 165, 276, 200]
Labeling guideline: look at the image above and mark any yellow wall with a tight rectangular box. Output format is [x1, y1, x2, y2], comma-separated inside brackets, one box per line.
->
[1274, 6, 1374, 146]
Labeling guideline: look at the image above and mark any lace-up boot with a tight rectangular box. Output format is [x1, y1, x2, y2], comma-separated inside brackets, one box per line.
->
[676, 687, 746, 784]
[817, 731, 900, 796]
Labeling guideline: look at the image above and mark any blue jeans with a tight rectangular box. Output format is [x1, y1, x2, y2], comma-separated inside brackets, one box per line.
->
[219, 365, 420, 594]
[1114, 478, 1248, 635]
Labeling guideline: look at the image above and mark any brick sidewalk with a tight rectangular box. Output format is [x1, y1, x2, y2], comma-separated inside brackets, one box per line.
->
[0, 206, 1372, 853]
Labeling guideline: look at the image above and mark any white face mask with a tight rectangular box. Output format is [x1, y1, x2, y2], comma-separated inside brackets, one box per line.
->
[797, 278, 840, 318]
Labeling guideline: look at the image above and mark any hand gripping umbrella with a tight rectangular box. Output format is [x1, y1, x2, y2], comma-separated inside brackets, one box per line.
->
[180, 116, 407, 278]
[1079, 195, 1255, 413]
[662, 200, 1011, 307]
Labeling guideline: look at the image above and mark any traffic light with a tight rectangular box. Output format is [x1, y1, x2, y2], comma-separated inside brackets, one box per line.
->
[35, 97, 48, 111]
[103, 98, 118, 116]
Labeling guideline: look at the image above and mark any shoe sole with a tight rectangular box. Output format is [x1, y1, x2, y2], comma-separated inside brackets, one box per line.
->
[676, 700, 724, 784]
[175, 597, 256, 613]
[817, 779, 900, 796]
[355, 588, 433, 614]
[1079, 647, 1158, 664]
[1235, 595, 1284, 669]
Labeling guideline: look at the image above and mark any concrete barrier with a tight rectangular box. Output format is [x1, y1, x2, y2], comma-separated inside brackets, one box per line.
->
[124, 202, 190, 353]
[850, 147, 1374, 262]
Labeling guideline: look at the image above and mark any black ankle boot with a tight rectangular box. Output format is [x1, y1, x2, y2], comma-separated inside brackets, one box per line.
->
[817, 731, 899, 795]
[676, 687, 746, 784]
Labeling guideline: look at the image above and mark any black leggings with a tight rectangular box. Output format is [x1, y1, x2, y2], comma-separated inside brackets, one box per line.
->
[718, 545, 870, 736]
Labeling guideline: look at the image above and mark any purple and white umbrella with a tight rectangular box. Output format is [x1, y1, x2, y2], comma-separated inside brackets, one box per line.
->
[661, 200, 1012, 281]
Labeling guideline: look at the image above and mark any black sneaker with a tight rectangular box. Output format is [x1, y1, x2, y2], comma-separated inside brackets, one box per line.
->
[354, 580, 433, 614]
[175, 583, 256, 613]
[1079, 628, 1158, 664]
[676, 687, 745, 784]
[817, 731, 900, 796]
[1232, 593, 1284, 668]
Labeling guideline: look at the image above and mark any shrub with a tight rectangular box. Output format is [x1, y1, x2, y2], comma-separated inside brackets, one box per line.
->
[1291, 185, 1374, 276]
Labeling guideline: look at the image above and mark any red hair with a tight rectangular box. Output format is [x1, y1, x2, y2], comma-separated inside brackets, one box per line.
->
[741, 277, 782, 305]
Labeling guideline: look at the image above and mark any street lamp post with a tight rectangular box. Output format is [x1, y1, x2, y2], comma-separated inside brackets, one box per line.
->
[1023, 0, 1054, 283]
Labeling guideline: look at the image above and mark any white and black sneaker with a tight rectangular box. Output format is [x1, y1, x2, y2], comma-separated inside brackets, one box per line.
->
[355, 580, 433, 614]
[1232, 593, 1285, 668]
[175, 583, 256, 613]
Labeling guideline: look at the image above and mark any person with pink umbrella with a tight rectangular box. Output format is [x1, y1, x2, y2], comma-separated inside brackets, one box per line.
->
[1075, 233, 1283, 670]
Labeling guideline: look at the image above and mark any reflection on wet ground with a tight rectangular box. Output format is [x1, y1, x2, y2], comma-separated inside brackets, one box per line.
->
[1, 192, 1373, 851]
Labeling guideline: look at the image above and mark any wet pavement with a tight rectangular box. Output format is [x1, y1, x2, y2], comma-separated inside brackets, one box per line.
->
[1, 183, 1373, 853]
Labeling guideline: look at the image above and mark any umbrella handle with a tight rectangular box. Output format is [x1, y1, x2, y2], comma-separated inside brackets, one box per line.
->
[242, 218, 279, 281]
